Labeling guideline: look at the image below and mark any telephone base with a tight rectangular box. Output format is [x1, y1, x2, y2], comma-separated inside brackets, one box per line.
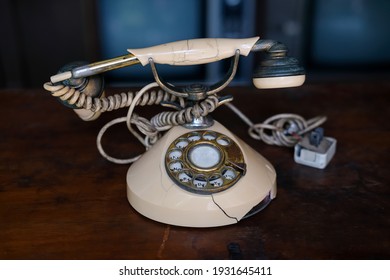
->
[126, 121, 277, 227]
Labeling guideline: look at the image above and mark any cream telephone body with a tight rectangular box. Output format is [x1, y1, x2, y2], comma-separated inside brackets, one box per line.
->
[44, 37, 309, 227]
[128, 121, 276, 227]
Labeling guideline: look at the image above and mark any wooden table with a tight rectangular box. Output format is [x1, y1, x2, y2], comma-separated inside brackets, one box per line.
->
[1, 81, 389, 259]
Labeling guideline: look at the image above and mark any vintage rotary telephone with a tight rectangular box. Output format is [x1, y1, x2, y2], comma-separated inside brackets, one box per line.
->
[44, 37, 334, 227]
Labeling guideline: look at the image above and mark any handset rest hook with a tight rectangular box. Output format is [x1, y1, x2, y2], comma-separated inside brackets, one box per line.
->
[149, 50, 241, 101]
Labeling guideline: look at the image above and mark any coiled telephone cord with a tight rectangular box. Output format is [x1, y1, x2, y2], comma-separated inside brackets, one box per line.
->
[43, 82, 183, 112]
[44, 82, 224, 164]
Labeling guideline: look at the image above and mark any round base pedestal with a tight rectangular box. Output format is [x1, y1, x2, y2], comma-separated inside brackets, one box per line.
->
[126, 121, 277, 227]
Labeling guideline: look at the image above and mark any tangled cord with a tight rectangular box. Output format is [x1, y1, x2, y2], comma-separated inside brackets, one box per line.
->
[44, 81, 226, 164]
[225, 103, 327, 147]
[151, 95, 221, 130]
[98, 83, 224, 164]
[44, 81, 327, 164]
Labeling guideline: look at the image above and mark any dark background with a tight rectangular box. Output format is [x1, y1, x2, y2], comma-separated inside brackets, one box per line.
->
[1, 0, 389, 88]
[0, 0, 389, 261]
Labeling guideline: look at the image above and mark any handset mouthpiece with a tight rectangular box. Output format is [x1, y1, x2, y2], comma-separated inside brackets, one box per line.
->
[50, 54, 139, 84]
[50, 71, 72, 83]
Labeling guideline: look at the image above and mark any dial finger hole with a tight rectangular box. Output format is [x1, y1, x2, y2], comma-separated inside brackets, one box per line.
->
[202, 131, 217, 141]
[193, 175, 207, 189]
[169, 161, 184, 172]
[209, 174, 224, 187]
[222, 167, 237, 180]
[168, 149, 182, 160]
[175, 139, 189, 149]
[178, 171, 192, 183]
[187, 132, 201, 142]
[217, 136, 231, 146]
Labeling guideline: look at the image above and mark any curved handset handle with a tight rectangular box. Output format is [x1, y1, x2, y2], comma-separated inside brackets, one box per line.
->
[128, 37, 259, 66]
[50, 37, 259, 84]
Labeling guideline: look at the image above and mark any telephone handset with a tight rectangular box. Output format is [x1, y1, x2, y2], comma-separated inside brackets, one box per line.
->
[44, 37, 316, 227]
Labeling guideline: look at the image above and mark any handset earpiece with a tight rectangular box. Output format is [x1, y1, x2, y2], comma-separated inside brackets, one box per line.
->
[251, 40, 305, 89]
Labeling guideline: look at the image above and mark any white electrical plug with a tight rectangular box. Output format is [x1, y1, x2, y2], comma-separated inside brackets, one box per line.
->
[294, 128, 336, 169]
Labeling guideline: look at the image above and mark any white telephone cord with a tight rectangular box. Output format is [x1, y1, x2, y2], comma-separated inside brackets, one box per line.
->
[44, 82, 226, 164]
[44, 82, 326, 164]
[224, 103, 327, 147]
[96, 82, 226, 164]
[95, 88, 326, 164]
[43, 81, 184, 113]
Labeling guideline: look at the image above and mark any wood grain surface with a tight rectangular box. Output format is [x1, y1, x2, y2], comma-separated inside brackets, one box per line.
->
[1, 81, 389, 259]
